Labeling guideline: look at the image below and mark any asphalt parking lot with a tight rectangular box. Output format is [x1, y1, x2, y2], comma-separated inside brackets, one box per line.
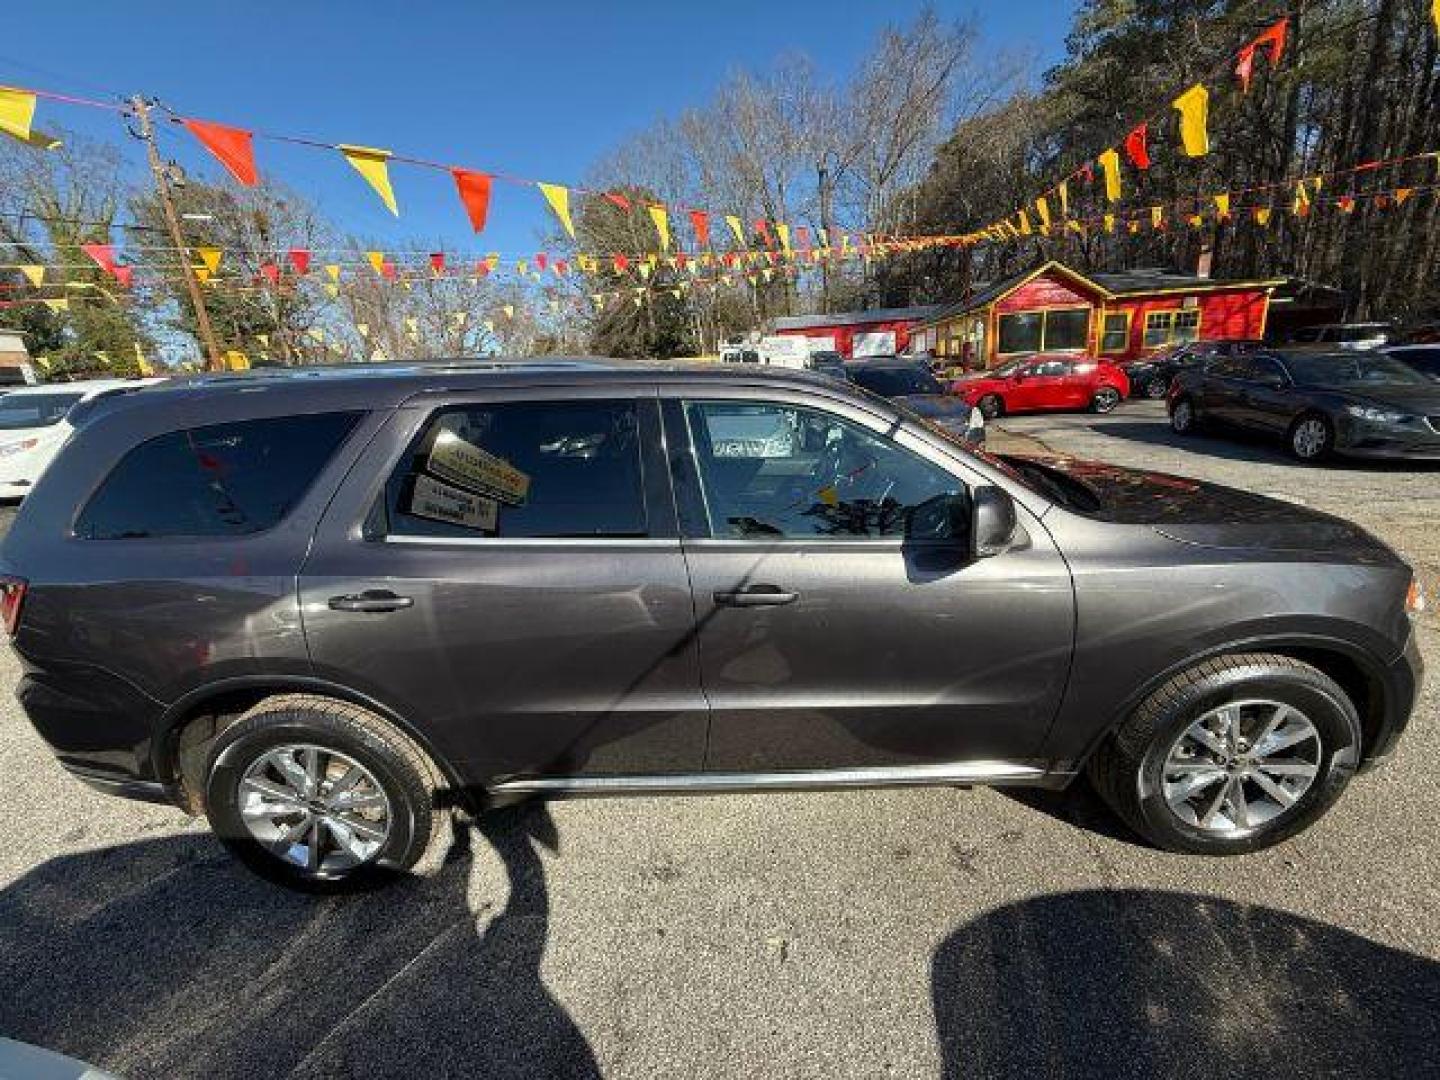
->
[1, 399, 1437, 1080]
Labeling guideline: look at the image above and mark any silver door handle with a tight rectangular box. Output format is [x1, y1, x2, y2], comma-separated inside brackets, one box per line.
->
[328, 590, 414, 613]
[713, 586, 798, 607]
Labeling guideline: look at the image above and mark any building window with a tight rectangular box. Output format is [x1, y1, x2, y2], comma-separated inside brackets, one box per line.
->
[997, 308, 1089, 354]
[1100, 312, 1130, 352]
[1143, 308, 1203, 348]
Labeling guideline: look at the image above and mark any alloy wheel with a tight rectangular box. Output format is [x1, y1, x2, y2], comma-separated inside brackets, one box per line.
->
[1144, 378, 1168, 399]
[978, 394, 1002, 420]
[1171, 400, 1193, 432]
[237, 743, 392, 876]
[1160, 700, 1322, 835]
[1292, 417, 1329, 459]
[1093, 387, 1120, 413]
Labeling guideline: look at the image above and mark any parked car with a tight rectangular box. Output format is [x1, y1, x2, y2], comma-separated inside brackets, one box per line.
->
[3, 362, 1423, 889]
[806, 350, 848, 381]
[1285, 323, 1393, 350]
[845, 357, 984, 443]
[1121, 339, 1263, 400]
[952, 354, 1130, 418]
[1383, 344, 1440, 383]
[1168, 349, 1440, 461]
[0, 379, 163, 500]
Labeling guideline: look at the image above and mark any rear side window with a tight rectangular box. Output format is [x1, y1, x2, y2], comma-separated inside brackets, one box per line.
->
[384, 399, 646, 539]
[76, 412, 361, 539]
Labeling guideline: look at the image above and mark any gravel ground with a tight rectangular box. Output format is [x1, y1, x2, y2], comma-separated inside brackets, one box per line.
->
[1, 404, 1437, 1080]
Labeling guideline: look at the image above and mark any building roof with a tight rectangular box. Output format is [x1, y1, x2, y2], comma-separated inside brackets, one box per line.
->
[768, 304, 941, 332]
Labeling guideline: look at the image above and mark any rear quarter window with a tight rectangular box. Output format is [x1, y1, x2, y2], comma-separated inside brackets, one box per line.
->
[75, 412, 362, 539]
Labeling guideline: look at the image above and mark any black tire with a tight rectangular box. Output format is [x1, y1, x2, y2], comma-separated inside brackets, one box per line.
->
[977, 394, 1003, 420]
[1087, 654, 1362, 856]
[1288, 412, 1334, 463]
[1170, 396, 1198, 434]
[1143, 376, 1169, 400]
[1091, 386, 1121, 413]
[204, 694, 445, 892]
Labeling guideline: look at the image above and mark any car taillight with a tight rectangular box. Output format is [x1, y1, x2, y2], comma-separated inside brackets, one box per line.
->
[0, 576, 26, 637]
[1406, 577, 1426, 617]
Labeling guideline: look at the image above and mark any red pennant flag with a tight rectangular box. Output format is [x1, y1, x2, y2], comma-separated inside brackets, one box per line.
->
[260, 262, 280, 287]
[1078, 162, 1095, 184]
[381, 261, 397, 280]
[1337, 196, 1356, 213]
[429, 252, 445, 275]
[1235, 43, 1257, 93]
[754, 220, 774, 248]
[182, 119, 258, 186]
[113, 265, 134, 289]
[451, 169, 493, 233]
[674, 251, 689, 269]
[795, 226, 812, 253]
[613, 254, 630, 273]
[1124, 124, 1151, 170]
[81, 243, 118, 276]
[535, 253, 548, 272]
[723, 252, 739, 267]
[474, 260, 491, 277]
[688, 209, 710, 248]
[555, 259, 569, 276]
[287, 249, 311, 275]
[1256, 17, 1288, 66]
[605, 193, 632, 212]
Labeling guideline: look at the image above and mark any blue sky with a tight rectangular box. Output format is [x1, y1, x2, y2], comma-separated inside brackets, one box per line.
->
[4, 1, 1075, 262]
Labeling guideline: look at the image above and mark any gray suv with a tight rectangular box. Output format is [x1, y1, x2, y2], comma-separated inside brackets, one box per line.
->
[1, 361, 1424, 889]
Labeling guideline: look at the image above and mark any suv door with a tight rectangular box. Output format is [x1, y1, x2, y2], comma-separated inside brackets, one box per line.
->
[664, 389, 1074, 773]
[299, 387, 709, 785]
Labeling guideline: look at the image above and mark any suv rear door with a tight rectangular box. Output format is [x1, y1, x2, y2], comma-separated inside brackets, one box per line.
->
[298, 385, 708, 785]
[663, 386, 1074, 773]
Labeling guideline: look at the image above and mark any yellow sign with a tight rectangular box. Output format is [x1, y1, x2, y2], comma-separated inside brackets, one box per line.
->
[427, 431, 530, 505]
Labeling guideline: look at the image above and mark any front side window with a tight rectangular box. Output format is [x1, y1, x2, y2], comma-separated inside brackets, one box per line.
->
[76, 412, 361, 539]
[384, 399, 646, 539]
[684, 400, 964, 539]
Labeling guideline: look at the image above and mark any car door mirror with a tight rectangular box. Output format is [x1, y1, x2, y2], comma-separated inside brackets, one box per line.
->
[971, 485, 1017, 558]
[905, 492, 970, 545]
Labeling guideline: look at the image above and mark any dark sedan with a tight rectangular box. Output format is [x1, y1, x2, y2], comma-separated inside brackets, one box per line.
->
[1122, 339, 1263, 400]
[845, 358, 984, 443]
[1385, 344, 1440, 383]
[1169, 350, 1440, 462]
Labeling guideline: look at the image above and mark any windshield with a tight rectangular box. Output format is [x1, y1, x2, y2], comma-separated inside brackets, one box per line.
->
[0, 392, 84, 430]
[988, 358, 1026, 377]
[850, 366, 944, 397]
[1285, 353, 1430, 389]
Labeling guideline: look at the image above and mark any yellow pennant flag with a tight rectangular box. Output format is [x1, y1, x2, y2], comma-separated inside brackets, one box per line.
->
[485, 253, 500, 272]
[196, 247, 222, 273]
[0, 87, 36, 143]
[1433, 0, 1439, 37]
[775, 222, 792, 255]
[1187, 214, 1204, 228]
[725, 215, 746, 246]
[356, 323, 370, 338]
[257, 334, 270, 347]
[19, 265, 43, 287]
[1097, 149, 1122, 202]
[649, 205, 671, 251]
[1151, 206, 1164, 230]
[308, 327, 326, 343]
[482, 320, 495, 334]
[517, 259, 529, 277]
[537, 183, 575, 238]
[1254, 207, 1273, 225]
[367, 251, 385, 275]
[194, 267, 212, 284]
[638, 262, 652, 281]
[452, 311, 468, 328]
[339, 144, 399, 216]
[1213, 194, 1231, 219]
[225, 350, 250, 371]
[1035, 197, 1051, 232]
[34, 355, 51, 371]
[1172, 84, 1210, 157]
[1018, 210, 1033, 235]
[1293, 180, 1312, 216]
[502, 304, 515, 320]
[1104, 214, 1115, 233]
[325, 264, 340, 283]
[42, 298, 67, 313]
[1057, 182, 1069, 217]
[133, 341, 154, 377]
[325, 283, 339, 298]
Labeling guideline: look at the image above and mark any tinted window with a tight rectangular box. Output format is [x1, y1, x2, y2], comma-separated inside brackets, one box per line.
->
[0, 392, 83, 430]
[1044, 309, 1090, 350]
[1243, 357, 1289, 384]
[386, 400, 646, 539]
[1285, 353, 1430, 388]
[848, 365, 945, 397]
[1389, 347, 1440, 377]
[1030, 360, 1071, 377]
[998, 312, 1042, 354]
[1207, 357, 1248, 379]
[685, 400, 964, 539]
[77, 412, 361, 539]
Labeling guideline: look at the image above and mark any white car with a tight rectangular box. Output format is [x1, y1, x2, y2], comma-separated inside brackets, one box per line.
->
[0, 379, 164, 499]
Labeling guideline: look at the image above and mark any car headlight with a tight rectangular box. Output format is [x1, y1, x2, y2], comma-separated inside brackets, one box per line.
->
[1345, 405, 1411, 424]
[0, 438, 38, 459]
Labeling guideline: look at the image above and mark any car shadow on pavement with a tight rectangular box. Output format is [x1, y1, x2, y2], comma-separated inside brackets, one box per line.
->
[932, 888, 1440, 1079]
[0, 804, 600, 1080]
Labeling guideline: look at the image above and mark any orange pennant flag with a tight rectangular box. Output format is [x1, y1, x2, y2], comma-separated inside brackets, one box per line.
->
[1172, 85, 1210, 157]
[340, 145, 399, 216]
[1395, 187, 1414, 205]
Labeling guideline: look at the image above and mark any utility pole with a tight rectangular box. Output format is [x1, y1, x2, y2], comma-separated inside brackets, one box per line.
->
[131, 96, 224, 372]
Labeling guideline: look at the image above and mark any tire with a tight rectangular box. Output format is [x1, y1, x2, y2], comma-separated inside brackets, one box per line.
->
[1091, 386, 1121, 413]
[1143, 377, 1169, 400]
[1170, 396, 1198, 434]
[1087, 654, 1362, 856]
[204, 694, 446, 891]
[977, 394, 1003, 420]
[1288, 412, 1333, 462]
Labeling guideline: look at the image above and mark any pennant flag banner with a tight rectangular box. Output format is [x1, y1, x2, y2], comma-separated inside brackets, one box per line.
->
[366, 251, 385, 275]
[19, 265, 43, 287]
[1057, 181, 1069, 216]
[1097, 149, 1122, 202]
[1035, 197, 1051, 231]
[325, 263, 340, 283]
[197, 247, 223, 273]
[1213, 193, 1231, 219]
[689, 210, 711, 248]
[649, 205, 671, 251]
[340, 144, 399, 215]
[538, 182, 575, 239]
[0, 87, 36, 143]
[183, 119, 258, 185]
[1124, 123, 1151, 170]
[288, 249, 311, 275]
[451, 169, 492, 233]
[1172, 85, 1211, 157]
[42, 298, 67, 313]
[725, 215, 746, 246]
[81, 243, 117, 275]
[430, 252, 445, 275]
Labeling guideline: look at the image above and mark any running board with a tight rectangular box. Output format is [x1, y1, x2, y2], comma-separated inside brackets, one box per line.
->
[488, 760, 1058, 798]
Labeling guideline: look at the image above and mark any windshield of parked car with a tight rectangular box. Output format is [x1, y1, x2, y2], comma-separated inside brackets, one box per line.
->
[988, 357, 1027, 377]
[849, 365, 945, 397]
[1284, 353, 1430, 389]
[0, 392, 84, 430]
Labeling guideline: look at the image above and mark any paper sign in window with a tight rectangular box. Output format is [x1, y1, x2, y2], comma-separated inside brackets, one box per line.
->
[426, 430, 530, 506]
[409, 474, 499, 531]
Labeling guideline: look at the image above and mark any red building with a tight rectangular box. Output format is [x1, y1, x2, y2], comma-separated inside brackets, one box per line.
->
[767, 304, 941, 359]
[911, 260, 1283, 369]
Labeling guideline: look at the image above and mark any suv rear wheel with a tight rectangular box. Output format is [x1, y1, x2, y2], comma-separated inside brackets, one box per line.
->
[204, 694, 445, 891]
[1088, 654, 1361, 855]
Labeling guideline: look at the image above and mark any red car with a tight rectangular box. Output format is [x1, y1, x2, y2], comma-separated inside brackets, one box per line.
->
[951, 354, 1130, 418]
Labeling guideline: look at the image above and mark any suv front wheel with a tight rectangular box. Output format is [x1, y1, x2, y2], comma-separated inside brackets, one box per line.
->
[1088, 654, 1361, 855]
[204, 694, 446, 891]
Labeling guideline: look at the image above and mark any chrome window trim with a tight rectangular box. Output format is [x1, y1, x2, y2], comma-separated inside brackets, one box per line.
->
[382, 534, 680, 549]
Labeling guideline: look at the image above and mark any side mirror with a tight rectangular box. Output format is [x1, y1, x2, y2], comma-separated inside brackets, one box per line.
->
[971, 485, 1017, 558]
[905, 492, 970, 545]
